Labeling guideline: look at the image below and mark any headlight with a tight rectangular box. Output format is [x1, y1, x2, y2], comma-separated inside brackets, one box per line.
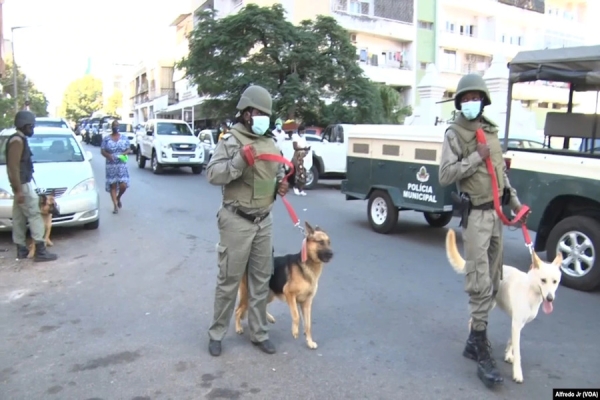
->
[0, 188, 14, 199]
[161, 143, 170, 150]
[69, 178, 96, 196]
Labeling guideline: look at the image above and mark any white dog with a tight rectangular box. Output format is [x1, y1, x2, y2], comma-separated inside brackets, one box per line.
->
[445, 228, 562, 383]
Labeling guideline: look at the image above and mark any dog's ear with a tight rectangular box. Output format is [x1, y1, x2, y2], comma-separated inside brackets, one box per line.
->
[304, 221, 315, 236]
[39, 194, 47, 204]
[552, 252, 563, 267]
[50, 189, 56, 197]
[531, 251, 543, 269]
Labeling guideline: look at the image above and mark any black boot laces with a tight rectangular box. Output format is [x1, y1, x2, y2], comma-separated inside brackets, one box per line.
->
[476, 337, 497, 368]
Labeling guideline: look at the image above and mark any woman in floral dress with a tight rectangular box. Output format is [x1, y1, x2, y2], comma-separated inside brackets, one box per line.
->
[100, 120, 131, 214]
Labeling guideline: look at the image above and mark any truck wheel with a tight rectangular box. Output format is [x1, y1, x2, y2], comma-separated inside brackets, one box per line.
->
[137, 148, 146, 169]
[424, 212, 453, 228]
[546, 215, 600, 292]
[367, 190, 398, 234]
[191, 165, 203, 175]
[152, 151, 164, 175]
[304, 164, 319, 190]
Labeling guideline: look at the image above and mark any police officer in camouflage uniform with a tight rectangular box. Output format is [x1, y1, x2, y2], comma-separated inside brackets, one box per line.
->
[6, 111, 58, 262]
[206, 85, 289, 357]
[439, 74, 525, 387]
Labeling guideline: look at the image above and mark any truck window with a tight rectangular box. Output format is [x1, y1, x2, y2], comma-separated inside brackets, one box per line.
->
[322, 126, 333, 142]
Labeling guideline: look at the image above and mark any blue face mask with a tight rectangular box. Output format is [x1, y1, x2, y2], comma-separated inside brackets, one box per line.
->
[461, 101, 482, 120]
[251, 116, 270, 136]
[275, 124, 282, 130]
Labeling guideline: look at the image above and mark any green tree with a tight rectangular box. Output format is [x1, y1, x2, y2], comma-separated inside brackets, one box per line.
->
[104, 89, 123, 117]
[59, 75, 103, 122]
[0, 61, 49, 129]
[179, 4, 401, 126]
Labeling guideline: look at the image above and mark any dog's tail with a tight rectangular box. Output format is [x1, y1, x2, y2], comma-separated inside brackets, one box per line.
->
[446, 229, 466, 273]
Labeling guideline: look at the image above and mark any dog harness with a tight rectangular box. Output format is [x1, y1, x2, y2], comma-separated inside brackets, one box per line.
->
[475, 128, 533, 252]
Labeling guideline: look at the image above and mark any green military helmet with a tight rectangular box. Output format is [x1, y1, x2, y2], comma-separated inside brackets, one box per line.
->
[236, 85, 273, 116]
[275, 118, 282, 125]
[454, 74, 491, 110]
[14, 110, 36, 129]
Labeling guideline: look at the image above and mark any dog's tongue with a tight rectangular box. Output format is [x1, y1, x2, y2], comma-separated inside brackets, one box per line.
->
[542, 300, 553, 314]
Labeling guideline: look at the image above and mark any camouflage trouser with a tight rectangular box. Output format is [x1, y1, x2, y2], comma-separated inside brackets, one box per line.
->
[462, 209, 503, 331]
[208, 207, 273, 343]
[12, 182, 45, 245]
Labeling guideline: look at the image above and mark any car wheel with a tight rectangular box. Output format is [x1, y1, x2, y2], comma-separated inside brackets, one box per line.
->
[367, 190, 398, 234]
[137, 148, 146, 169]
[424, 212, 453, 228]
[191, 165, 203, 175]
[152, 151, 163, 175]
[83, 219, 100, 230]
[304, 164, 319, 190]
[546, 215, 600, 292]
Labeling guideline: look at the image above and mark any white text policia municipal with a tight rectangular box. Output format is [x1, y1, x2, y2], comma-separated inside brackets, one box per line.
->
[403, 183, 437, 203]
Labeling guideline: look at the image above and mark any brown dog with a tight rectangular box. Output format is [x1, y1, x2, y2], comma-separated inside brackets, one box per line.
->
[234, 222, 333, 349]
[26, 192, 57, 258]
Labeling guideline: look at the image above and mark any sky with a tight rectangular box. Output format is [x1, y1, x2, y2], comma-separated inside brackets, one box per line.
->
[3, 0, 190, 113]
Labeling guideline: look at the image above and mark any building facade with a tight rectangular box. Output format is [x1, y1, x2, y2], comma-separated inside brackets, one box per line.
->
[129, 59, 177, 125]
[133, 0, 597, 128]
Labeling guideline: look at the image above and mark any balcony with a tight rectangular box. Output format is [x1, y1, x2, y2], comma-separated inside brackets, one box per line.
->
[441, 0, 546, 23]
[438, 31, 523, 58]
[361, 63, 413, 87]
[331, 1, 415, 42]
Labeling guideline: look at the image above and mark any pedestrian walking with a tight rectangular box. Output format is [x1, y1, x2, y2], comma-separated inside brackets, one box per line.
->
[438, 74, 528, 388]
[100, 120, 131, 214]
[291, 124, 312, 196]
[272, 118, 287, 148]
[206, 85, 289, 357]
[5, 111, 57, 262]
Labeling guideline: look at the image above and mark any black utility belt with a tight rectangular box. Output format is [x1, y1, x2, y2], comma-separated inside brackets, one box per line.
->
[227, 206, 269, 224]
[471, 201, 495, 210]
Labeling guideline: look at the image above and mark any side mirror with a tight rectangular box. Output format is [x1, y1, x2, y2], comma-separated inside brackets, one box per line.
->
[203, 139, 210, 144]
[86, 151, 93, 161]
[146, 130, 153, 136]
[322, 138, 329, 143]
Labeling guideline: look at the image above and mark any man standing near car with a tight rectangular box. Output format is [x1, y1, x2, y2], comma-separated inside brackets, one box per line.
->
[438, 74, 526, 388]
[205, 85, 288, 357]
[6, 110, 58, 262]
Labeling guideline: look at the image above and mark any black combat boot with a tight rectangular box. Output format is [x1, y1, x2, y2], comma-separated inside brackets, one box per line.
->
[34, 242, 58, 262]
[464, 329, 503, 388]
[16, 244, 29, 260]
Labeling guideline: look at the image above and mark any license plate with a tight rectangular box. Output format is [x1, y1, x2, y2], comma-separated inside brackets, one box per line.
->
[178, 156, 190, 163]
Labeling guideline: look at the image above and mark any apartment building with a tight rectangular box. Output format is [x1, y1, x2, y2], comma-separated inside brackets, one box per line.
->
[129, 59, 177, 125]
[153, 0, 596, 128]
[415, 0, 597, 125]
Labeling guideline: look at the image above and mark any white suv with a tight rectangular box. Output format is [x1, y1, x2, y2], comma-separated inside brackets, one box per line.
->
[136, 119, 205, 175]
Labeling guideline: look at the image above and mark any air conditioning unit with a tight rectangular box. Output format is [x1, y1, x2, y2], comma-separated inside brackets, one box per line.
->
[350, 33, 357, 43]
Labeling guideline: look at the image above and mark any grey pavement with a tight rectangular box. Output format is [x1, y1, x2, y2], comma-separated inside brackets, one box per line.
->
[1, 144, 599, 400]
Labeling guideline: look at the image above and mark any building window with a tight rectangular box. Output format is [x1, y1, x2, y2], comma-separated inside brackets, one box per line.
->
[418, 21, 433, 30]
[349, 0, 370, 16]
[538, 102, 549, 109]
[442, 50, 457, 71]
[420, 62, 427, 70]
[445, 22, 455, 33]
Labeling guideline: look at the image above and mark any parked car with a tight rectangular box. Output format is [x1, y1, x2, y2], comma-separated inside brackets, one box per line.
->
[499, 137, 549, 149]
[135, 119, 205, 175]
[0, 127, 100, 231]
[198, 129, 218, 164]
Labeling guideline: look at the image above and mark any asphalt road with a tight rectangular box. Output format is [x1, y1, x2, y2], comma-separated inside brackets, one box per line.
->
[1, 143, 599, 400]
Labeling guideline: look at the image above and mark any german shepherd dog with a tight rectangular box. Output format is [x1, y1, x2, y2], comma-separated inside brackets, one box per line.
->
[26, 191, 58, 258]
[235, 222, 333, 349]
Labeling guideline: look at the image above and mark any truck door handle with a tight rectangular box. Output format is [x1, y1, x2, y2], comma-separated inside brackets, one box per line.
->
[377, 161, 384, 166]
[409, 166, 418, 170]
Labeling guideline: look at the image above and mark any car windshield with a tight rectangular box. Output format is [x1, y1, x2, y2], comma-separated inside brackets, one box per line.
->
[119, 123, 132, 133]
[156, 122, 193, 136]
[0, 134, 84, 165]
[37, 120, 69, 129]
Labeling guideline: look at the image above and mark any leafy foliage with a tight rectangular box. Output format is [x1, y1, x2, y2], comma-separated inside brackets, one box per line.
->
[104, 89, 123, 118]
[179, 4, 408, 126]
[59, 75, 103, 122]
[0, 62, 49, 129]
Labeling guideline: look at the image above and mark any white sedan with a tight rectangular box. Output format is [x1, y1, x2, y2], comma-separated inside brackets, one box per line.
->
[0, 127, 100, 231]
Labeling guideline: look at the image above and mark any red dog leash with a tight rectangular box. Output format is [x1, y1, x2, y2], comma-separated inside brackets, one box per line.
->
[475, 129, 533, 251]
[241, 146, 301, 228]
[242, 146, 309, 261]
